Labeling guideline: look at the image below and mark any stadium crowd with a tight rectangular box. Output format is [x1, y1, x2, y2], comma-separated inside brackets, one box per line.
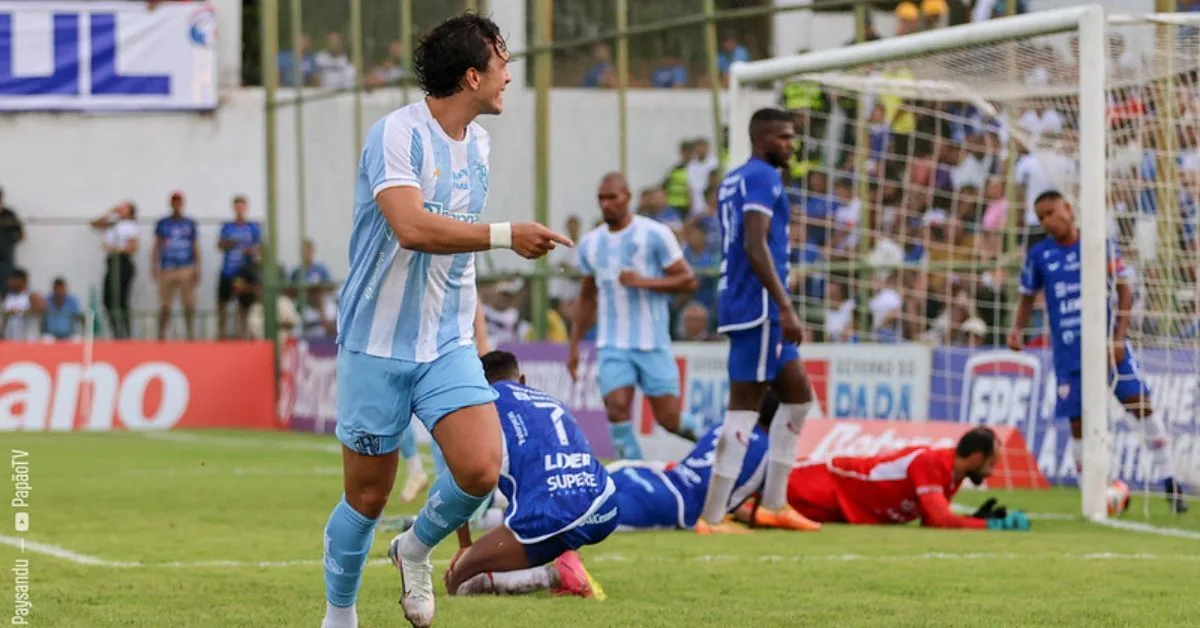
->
[4, 2, 1199, 346]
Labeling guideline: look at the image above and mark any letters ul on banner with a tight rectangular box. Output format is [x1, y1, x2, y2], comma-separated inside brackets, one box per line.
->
[0, 1, 218, 111]
[0, 341, 276, 431]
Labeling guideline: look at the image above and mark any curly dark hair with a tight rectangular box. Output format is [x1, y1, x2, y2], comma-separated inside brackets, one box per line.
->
[413, 13, 507, 99]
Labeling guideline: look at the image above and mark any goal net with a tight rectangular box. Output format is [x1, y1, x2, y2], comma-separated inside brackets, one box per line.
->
[729, 7, 1200, 521]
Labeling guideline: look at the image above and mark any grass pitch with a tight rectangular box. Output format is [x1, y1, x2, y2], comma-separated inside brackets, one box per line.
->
[2, 430, 1198, 627]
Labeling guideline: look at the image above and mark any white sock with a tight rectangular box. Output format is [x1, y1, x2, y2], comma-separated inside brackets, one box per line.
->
[321, 602, 357, 628]
[407, 455, 424, 477]
[1140, 412, 1173, 478]
[455, 567, 555, 596]
[400, 528, 434, 562]
[763, 402, 811, 511]
[699, 410, 758, 524]
[478, 507, 505, 531]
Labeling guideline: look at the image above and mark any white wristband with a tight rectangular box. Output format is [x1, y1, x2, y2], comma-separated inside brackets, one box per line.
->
[489, 222, 512, 249]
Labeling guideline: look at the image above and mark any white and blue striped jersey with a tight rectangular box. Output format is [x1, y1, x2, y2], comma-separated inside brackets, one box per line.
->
[337, 101, 491, 362]
[576, 216, 684, 351]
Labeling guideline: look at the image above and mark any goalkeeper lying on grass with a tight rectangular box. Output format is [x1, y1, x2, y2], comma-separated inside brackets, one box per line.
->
[609, 392, 1030, 532]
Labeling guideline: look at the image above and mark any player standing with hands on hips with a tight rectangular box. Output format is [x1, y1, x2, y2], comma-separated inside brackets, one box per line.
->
[321, 14, 572, 628]
[1008, 190, 1187, 514]
[697, 108, 820, 534]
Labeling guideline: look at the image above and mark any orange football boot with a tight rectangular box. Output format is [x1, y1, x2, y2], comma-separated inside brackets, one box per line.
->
[752, 504, 821, 531]
[695, 516, 753, 535]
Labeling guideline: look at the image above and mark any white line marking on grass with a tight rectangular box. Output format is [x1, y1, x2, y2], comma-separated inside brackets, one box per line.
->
[119, 466, 344, 478]
[1090, 517, 1200, 541]
[0, 536, 139, 567]
[138, 432, 341, 454]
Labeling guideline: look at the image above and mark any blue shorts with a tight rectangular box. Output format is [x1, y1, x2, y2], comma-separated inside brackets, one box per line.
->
[518, 492, 620, 566]
[727, 322, 800, 383]
[1055, 356, 1151, 421]
[596, 347, 680, 398]
[609, 463, 687, 530]
[335, 346, 498, 456]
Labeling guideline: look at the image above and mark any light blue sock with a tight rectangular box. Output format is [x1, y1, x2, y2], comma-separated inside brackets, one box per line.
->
[398, 426, 417, 460]
[411, 470, 489, 549]
[323, 497, 378, 608]
[610, 421, 644, 460]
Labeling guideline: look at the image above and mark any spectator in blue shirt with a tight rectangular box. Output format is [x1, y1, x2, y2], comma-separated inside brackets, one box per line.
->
[682, 221, 718, 311]
[217, 195, 262, 339]
[803, 170, 834, 247]
[153, 191, 200, 340]
[291, 238, 332, 286]
[717, 34, 751, 78]
[581, 43, 614, 88]
[41, 277, 82, 342]
[650, 56, 688, 88]
[278, 33, 316, 87]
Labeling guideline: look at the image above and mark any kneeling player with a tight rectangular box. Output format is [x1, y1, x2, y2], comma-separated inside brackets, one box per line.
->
[609, 392, 817, 532]
[415, 351, 616, 599]
[735, 426, 1029, 530]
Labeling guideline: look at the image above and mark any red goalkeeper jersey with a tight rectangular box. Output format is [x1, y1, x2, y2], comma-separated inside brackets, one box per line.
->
[798, 446, 987, 529]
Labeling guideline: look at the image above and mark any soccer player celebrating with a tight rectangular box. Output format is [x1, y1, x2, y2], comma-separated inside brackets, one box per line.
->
[438, 351, 615, 599]
[698, 108, 819, 533]
[745, 426, 1029, 530]
[321, 14, 571, 628]
[1007, 190, 1188, 514]
[568, 172, 699, 459]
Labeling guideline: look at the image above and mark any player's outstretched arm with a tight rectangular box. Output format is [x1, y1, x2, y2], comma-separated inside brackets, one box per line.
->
[377, 187, 571, 257]
[1007, 293, 1036, 351]
[916, 490, 988, 529]
[566, 277, 598, 381]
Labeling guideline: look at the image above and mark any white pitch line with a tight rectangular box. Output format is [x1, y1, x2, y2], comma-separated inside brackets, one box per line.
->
[7, 535, 1200, 570]
[138, 431, 341, 454]
[1090, 517, 1200, 540]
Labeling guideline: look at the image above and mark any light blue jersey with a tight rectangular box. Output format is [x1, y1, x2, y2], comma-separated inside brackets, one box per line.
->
[337, 100, 491, 363]
[576, 215, 684, 351]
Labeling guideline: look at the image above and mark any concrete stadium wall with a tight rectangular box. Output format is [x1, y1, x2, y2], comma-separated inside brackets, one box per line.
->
[4, 86, 772, 314]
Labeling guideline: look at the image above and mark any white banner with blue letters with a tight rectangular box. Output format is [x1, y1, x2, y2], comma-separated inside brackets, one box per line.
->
[0, 1, 217, 111]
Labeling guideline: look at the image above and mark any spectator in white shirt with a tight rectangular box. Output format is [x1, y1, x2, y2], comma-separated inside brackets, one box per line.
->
[314, 32, 356, 90]
[1017, 106, 1064, 147]
[90, 202, 139, 338]
[2, 268, 43, 341]
[1013, 141, 1077, 231]
[686, 138, 718, 216]
[869, 273, 904, 342]
[952, 132, 995, 191]
[823, 280, 856, 342]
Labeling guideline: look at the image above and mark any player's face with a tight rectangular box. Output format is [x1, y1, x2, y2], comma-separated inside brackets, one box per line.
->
[470, 44, 511, 115]
[1035, 197, 1075, 241]
[965, 452, 998, 486]
[597, 182, 631, 227]
[762, 121, 796, 169]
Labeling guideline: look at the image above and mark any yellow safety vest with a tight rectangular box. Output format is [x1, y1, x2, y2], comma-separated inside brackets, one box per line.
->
[782, 81, 823, 112]
[665, 166, 690, 209]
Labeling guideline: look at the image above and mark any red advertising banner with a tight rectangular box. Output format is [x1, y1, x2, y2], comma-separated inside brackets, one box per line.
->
[798, 418, 1050, 490]
[0, 341, 277, 431]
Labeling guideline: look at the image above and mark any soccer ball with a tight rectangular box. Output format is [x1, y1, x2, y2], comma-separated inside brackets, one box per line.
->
[1107, 480, 1131, 517]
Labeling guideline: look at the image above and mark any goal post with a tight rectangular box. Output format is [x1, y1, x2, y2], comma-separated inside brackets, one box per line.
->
[727, 5, 1200, 521]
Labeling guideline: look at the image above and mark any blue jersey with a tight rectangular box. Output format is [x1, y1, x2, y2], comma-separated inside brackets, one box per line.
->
[493, 380, 615, 543]
[338, 101, 489, 363]
[218, 221, 262, 277]
[1019, 237, 1132, 377]
[155, 216, 198, 269]
[576, 216, 684, 351]
[716, 157, 790, 332]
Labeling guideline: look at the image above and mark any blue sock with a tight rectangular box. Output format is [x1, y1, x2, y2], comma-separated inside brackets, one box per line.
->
[323, 497, 378, 608]
[398, 427, 417, 460]
[610, 421, 644, 460]
[412, 470, 488, 549]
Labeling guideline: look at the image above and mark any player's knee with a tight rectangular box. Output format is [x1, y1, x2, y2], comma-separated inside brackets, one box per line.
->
[605, 398, 632, 424]
[344, 485, 391, 519]
[450, 450, 501, 497]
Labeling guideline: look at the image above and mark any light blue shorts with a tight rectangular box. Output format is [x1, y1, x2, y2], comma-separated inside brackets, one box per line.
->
[596, 347, 680, 398]
[335, 346, 498, 456]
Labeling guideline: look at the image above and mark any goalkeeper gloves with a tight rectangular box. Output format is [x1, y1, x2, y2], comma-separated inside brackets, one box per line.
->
[986, 510, 1031, 531]
[970, 498, 1008, 520]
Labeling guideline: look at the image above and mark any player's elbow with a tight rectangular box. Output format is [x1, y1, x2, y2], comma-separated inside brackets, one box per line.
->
[392, 223, 428, 251]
